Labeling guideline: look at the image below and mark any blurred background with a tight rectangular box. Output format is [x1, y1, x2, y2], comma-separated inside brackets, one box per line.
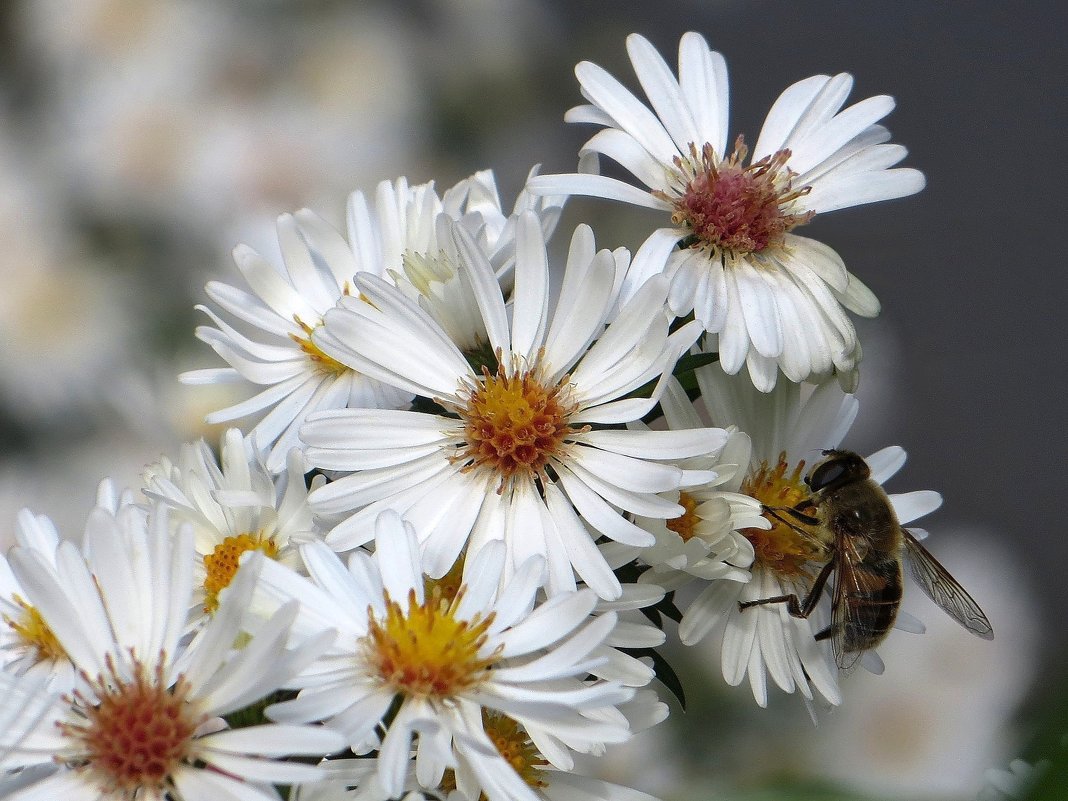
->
[0, 1, 1063, 799]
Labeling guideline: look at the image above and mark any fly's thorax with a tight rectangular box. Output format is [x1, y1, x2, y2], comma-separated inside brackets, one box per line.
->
[818, 478, 902, 552]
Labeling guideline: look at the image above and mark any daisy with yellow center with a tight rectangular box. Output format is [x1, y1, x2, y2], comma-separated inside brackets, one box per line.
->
[182, 170, 562, 474]
[180, 201, 414, 474]
[625, 380, 761, 596]
[253, 510, 634, 801]
[529, 31, 925, 391]
[1, 501, 345, 801]
[143, 427, 317, 619]
[448, 692, 668, 801]
[0, 509, 80, 689]
[660, 365, 943, 708]
[303, 214, 727, 600]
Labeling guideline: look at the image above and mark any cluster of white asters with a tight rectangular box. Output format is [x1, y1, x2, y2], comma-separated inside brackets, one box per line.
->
[0, 32, 938, 801]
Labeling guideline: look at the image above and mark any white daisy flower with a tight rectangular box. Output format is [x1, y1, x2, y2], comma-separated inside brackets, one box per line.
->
[676, 366, 944, 707]
[0, 510, 78, 688]
[529, 32, 925, 391]
[0, 501, 345, 801]
[303, 213, 725, 600]
[181, 198, 411, 474]
[250, 510, 635, 801]
[143, 427, 319, 616]
[626, 379, 763, 592]
[182, 171, 563, 473]
[1, 481, 144, 689]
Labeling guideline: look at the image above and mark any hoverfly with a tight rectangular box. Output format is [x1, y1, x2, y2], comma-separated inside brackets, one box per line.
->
[739, 449, 994, 669]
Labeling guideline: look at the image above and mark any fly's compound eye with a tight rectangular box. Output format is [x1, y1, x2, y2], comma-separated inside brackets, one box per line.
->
[807, 459, 848, 492]
[807, 451, 869, 493]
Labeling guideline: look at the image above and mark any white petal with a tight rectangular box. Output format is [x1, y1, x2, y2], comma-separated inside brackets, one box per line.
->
[575, 58, 679, 164]
[804, 167, 926, 213]
[679, 31, 729, 156]
[889, 490, 942, 524]
[526, 173, 670, 209]
[626, 33, 700, 153]
[509, 212, 550, 363]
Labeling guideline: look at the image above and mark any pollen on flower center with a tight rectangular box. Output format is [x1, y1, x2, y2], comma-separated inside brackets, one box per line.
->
[740, 452, 825, 577]
[666, 491, 700, 541]
[5, 595, 66, 662]
[291, 317, 349, 376]
[62, 658, 202, 796]
[202, 532, 279, 613]
[456, 364, 578, 490]
[363, 588, 499, 699]
[483, 710, 548, 788]
[662, 135, 814, 259]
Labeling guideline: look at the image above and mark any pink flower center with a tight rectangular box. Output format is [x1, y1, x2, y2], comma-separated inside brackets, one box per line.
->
[662, 136, 814, 258]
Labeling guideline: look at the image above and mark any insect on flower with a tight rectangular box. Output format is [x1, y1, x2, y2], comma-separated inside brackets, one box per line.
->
[739, 449, 994, 669]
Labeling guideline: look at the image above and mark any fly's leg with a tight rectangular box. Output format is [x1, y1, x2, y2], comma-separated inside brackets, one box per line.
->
[737, 558, 836, 618]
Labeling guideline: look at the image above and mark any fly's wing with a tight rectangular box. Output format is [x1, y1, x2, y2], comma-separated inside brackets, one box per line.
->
[903, 530, 994, 639]
[826, 545, 865, 671]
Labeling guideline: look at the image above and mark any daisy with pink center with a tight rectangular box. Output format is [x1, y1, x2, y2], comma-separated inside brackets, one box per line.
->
[529, 32, 925, 391]
[0, 501, 344, 801]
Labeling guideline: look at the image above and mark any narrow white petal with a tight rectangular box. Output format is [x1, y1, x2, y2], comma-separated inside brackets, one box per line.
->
[865, 445, 907, 484]
[626, 33, 700, 153]
[526, 173, 670, 209]
[804, 167, 926, 213]
[199, 724, 344, 756]
[753, 74, 833, 160]
[580, 128, 670, 191]
[787, 94, 895, 175]
[555, 468, 655, 547]
[374, 511, 423, 604]
[575, 59, 679, 164]
[509, 212, 550, 363]
[172, 764, 279, 801]
[679, 31, 729, 156]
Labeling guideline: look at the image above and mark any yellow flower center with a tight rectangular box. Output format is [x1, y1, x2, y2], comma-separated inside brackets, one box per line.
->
[363, 588, 500, 699]
[666, 491, 700, 541]
[5, 595, 66, 662]
[740, 452, 824, 577]
[659, 135, 813, 260]
[291, 317, 349, 376]
[456, 364, 578, 492]
[202, 533, 279, 613]
[62, 658, 203, 797]
[424, 553, 466, 608]
[437, 712, 547, 797]
[483, 711, 548, 788]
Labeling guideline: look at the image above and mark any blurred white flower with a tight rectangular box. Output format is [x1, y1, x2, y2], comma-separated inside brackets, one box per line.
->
[979, 757, 1050, 801]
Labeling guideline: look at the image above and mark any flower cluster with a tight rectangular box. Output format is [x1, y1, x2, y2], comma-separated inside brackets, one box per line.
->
[0, 32, 994, 801]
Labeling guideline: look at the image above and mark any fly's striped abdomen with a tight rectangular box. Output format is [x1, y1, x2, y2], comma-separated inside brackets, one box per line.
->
[840, 553, 903, 654]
